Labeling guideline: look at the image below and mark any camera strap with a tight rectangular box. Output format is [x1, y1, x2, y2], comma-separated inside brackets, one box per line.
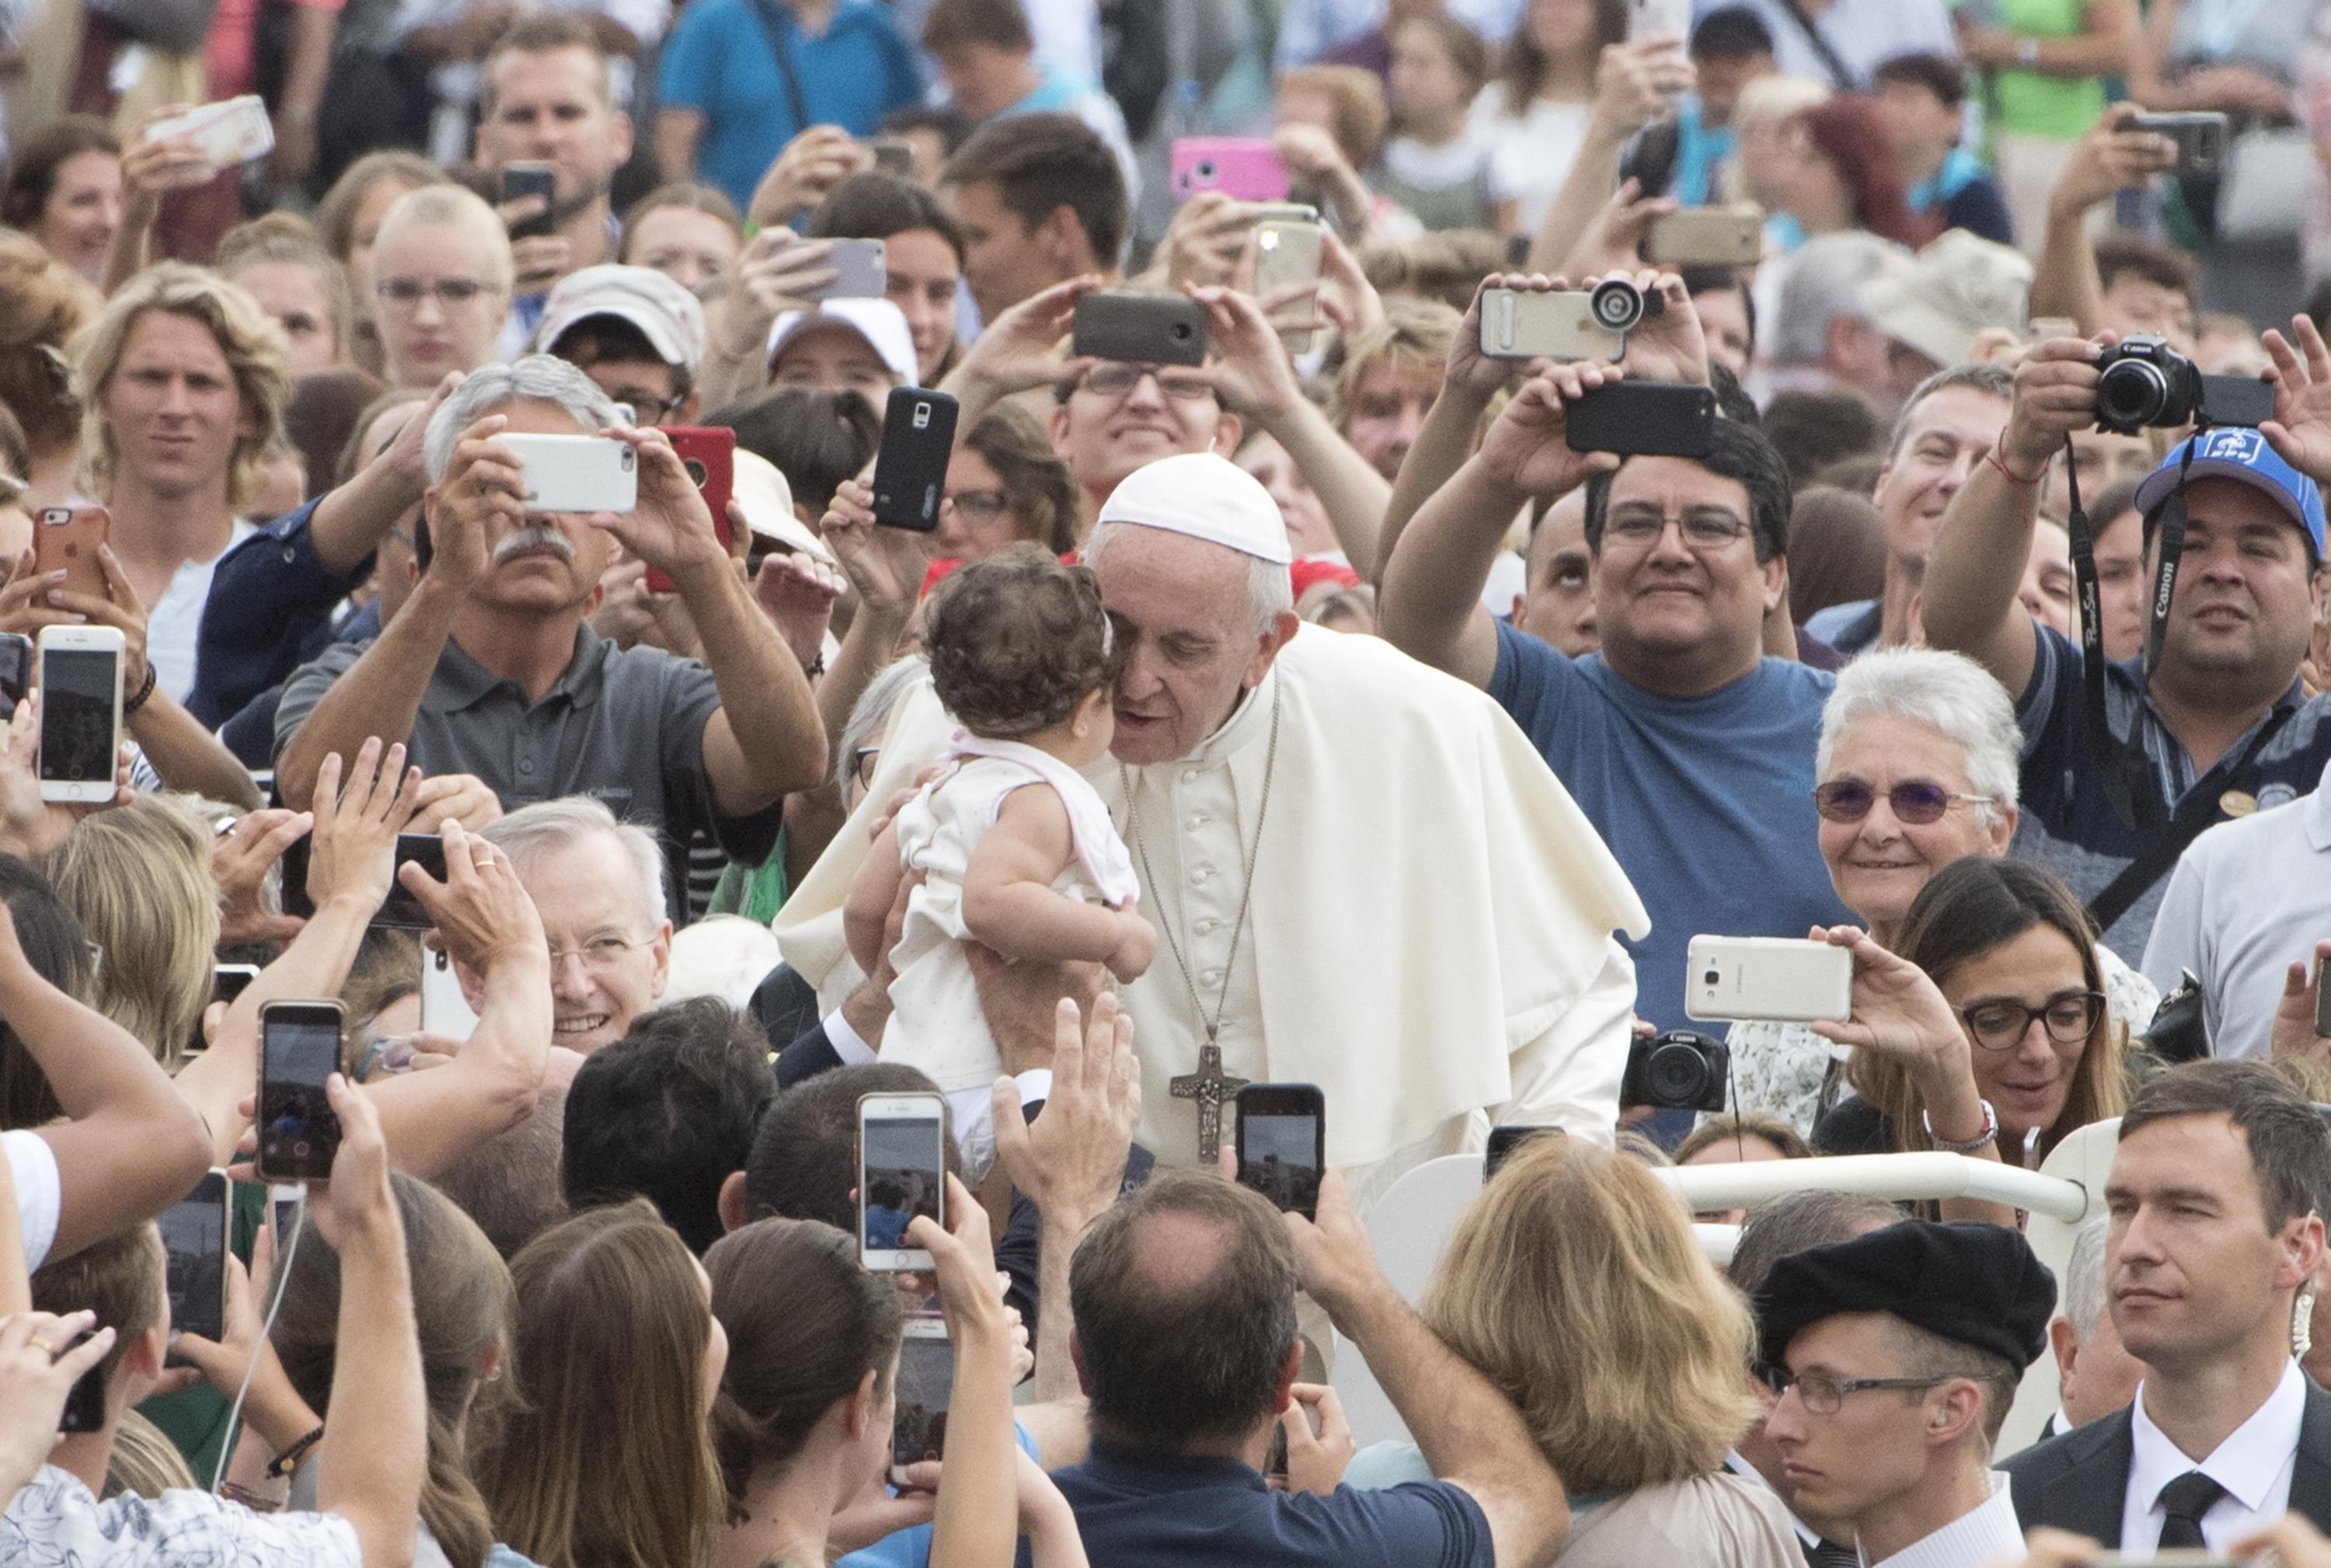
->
[2062, 437, 2161, 834]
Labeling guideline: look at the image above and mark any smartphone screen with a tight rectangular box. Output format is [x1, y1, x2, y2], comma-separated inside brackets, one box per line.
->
[258, 1005, 343, 1181]
[38, 646, 119, 783]
[504, 162, 556, 240]
[0, 632, 32, 709]
[159, 1172, 229, 1343]
[890, 1324, 953, 1471]
[859, 1099, 943, 1267]
[1483, 1125, 1561, 1182]
[1235, 1086, 1324, 1219]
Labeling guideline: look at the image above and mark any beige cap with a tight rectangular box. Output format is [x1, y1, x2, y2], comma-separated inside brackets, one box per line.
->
[733, 448, 834, 564]
[1859, 229, 2033, 370]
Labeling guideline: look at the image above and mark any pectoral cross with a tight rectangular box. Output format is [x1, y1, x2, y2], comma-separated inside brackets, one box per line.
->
[1170, 1032, 1248, 1162]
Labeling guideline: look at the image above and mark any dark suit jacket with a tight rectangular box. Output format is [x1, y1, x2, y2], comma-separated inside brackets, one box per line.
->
[2002, 1377, 2331, 1544]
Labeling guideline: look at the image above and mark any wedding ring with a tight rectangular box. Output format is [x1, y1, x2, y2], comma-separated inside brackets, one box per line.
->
[27, 1335, 57, 1355]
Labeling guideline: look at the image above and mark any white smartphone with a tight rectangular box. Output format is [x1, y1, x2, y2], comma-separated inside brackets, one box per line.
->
[859, 1092, 946, 1272]
[1255, 219, 1324, 353]
[35, 625, 123, 803]
[419, 945, 479, 1043]
[1685, 936, 1855, 1024]
[499, 433, 638, 514]
[1629, 0, 1692, 41]
[146, 95, 274, 167]
[1478, 287, 1624, 362]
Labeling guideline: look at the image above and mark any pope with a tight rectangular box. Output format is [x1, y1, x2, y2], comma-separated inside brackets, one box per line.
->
[778, 452, 1650, 1187]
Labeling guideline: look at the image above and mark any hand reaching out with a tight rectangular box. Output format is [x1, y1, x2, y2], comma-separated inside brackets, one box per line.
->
[1451, 274, 1556, 398]
[0, 1311, 111, 1493]
[396, 818, 547, 977]
[952, 274, 1100, 402]
[1474, 361, 1627, 498]
[2263, 315, 2331, 485]
[990, 993, 1141, 1220]
[0, 695, 131, 861]
[305, 737, 421, 917]
[214, 807, 314, 946]
[710, 228, 839, 359]
[1559, 179, 1678, 284]
[821, 477, 932, 621]
[1596, 268, 1709, 388]
[2049, 103, 2177, 221]
[753, 549, 847, 671]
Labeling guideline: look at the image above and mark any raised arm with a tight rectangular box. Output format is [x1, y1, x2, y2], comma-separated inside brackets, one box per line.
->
[2028, 106, 2178, 333]
[305, 377, 455, 575]
[176, 740, 420, 1165]
[2, 900, 210, 1262]
[310, 1077, 427, 1568]
[274, 414, 516, 810]
[1922, 338, 2106, 698]
[1289, 1168, 1569, 1568]
[364, 820, 552, 1177]
[1379, 361, 1623, 687]
[939, 274, 1102, 433]
[1522, 40, 1693, 270]
[915, 1172, 1033, 1568]
[695, 230, 838, 413]
[812, 478, 932, 751]
[1371, 278, 1531, 585]
[608, 427, 827, 810]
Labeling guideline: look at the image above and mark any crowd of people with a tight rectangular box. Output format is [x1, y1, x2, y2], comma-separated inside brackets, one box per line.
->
[6, 0, 2331, 1564]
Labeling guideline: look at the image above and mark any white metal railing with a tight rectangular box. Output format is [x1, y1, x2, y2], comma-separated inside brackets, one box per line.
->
[1658, 1151, 2092, 1224]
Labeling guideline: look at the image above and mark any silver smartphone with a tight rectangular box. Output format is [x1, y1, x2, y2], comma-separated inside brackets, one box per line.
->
[1255, 219, 1324, 353]
[1643, 207, 1763, 267]
[807, 239, 887, 301]
[1684, 936, 1854, 1024]
[498, 433, 638, 514]
[1478, 287, 1624, 362]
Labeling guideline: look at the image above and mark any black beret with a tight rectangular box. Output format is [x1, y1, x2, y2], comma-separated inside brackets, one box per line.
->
[1755, 1219, 2056, 1372]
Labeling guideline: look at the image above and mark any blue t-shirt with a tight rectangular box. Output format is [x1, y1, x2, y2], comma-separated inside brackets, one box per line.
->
[1051, 1442, 1493, 1568]
[659, 0, 921, 211]
[837, 1421, 1042, 1568]
[1486, 622, 1850, 1034]
[1670, 98, 1736, 207]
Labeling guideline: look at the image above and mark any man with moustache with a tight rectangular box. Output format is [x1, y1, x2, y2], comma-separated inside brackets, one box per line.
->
[273, 357, 826, 923]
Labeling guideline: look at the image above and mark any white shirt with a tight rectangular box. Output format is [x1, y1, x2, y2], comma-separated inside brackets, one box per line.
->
[2120, 1361, 2307, 1554]
[154, 517, 256, 706]
[1865, 1471, 2024, 1568]
[1, 1466, 361, 1566]
[1702, 0, 1958, 90]
[2141, 754, 2331, 1060]
[1466, 89, 1594, 235]
[3, 1126, 59, 1271]
[826, 1006, 1051, 1179]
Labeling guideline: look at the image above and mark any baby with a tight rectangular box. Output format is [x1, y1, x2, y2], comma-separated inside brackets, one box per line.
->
[845, 545, 1155, 1171]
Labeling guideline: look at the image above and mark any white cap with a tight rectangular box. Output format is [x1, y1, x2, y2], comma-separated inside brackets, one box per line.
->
[534, 263, 707, 375]
[732, 448, 835, 564]
[1096, 452, 1292, 566]
[766, 298, 918, 384]
[1859, 229, 2032, 370]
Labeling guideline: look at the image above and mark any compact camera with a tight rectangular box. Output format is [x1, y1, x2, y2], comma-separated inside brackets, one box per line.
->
[1620, 1028, 1729, 1113]
[2094, 335, 2205, 434]
[1588, 277, 1664, 334]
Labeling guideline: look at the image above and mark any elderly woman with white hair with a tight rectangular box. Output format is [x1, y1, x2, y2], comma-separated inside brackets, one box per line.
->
[1726, 646, 2157, 1142]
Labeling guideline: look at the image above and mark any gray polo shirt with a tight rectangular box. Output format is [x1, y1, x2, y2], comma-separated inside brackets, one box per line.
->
[274, 625, 784, 923]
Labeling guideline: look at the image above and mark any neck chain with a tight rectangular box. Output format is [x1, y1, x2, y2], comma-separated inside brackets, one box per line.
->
[1120, 684, 1282, 1046]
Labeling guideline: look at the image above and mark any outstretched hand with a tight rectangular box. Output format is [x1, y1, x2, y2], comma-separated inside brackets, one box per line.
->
[2263, 315, 2331, 485]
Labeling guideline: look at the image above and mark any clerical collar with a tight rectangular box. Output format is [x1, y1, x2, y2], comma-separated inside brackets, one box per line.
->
[1177, 664, 1280, 772]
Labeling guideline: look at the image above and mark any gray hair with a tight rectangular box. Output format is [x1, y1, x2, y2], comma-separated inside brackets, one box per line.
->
[1725, 1190, 1904, 1294]
[1886, 362, 2015, 462]
[838, 653, 932, 796]
[1816, 646, 2021, 830]
[423, 355, 622, 485]
[1769, 232, 1908, 368]
[1082, 520, 1293, 637]
[2061, 1214, 2110, 1343]
[480, 795, 667, 930]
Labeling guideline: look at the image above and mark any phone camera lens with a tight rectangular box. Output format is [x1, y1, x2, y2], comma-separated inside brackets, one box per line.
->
[1170, 322, 1192, 340]
[1702, 969, 1722, 986]
[1196, 160, 1217, 180]
[683, 459, 707, 485]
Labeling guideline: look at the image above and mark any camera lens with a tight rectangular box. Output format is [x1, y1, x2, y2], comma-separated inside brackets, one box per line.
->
[2096, 357, 2171, 431]
[1169, 321, 1192, 340]
[1702, 969, 1721, 987]
[1589, 278, 1644, 333]
[1645, 1040, 1713, 1106]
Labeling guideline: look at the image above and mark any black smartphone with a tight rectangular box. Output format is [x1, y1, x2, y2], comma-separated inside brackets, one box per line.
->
[503, 161, 556, 239]
[1235, 1083, 1325, 1220]
[186, 963, 262, 1058]
[0, 631, 31, 708]
[159, 1169, 230, 1345]
[1565, 382, 1719, 459]
[871, 388, 960, 532]
[2199, 374, 2276, 429]
[890, 1318, 953, 1474]
[57, 1327, 107, 1433]
[1483, 1125, 1562, 1181]
[280, 834, 444, 929]
[256, 999, 345, 1182]
[2318, 955, 2331, 1040]
[1072, 293, 1209, 368]
[2130, 111, 2228, 176]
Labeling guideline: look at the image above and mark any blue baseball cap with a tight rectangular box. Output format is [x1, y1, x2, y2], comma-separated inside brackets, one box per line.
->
[2133, 428, 2326, 563]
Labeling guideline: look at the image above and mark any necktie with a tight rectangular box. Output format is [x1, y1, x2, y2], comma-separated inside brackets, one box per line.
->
[2157, 1469, 2228, 1549]
[1804, 1539, 1859, 1568]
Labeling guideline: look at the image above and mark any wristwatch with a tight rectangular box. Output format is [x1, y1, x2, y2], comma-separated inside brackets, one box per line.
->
[2016, 37, 2041, 67]
[1924, 1098, 1999, 1155]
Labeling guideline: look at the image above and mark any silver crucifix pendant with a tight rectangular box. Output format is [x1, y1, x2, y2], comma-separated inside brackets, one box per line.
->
[1169, 1035, 1249, 1162]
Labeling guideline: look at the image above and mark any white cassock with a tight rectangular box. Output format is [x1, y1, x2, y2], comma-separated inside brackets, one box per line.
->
[773, 452, 1651, 1197]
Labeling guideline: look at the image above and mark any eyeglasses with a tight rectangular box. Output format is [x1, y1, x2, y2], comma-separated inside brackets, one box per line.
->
[1811, 779, 1997, 825]
[1959, 989, 2106, 1052]
[1078, 363, 1215, 402]
[852, 746, 881, 790]
[376, 277, 494, 312]
[1762, 1367, 1949, 1416]
[1602, 507, 1753, 551]
[545, 933, 648, 971]
[605, 390, 674, 425]
[942, 488, 1010, 521]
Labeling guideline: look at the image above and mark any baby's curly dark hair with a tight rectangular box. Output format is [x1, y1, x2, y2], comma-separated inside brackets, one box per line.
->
[925, 543, 1122, 739]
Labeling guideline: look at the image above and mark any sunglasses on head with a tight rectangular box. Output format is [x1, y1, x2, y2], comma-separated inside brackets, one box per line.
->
[1811, 779, 1993, 826]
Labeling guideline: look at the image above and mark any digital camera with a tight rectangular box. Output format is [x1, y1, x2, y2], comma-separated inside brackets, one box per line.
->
[1620, 1028, 1729, 1113]
[2094, 335, 2205, 434]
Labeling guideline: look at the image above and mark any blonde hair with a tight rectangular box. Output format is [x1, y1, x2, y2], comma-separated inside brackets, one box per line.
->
[106, 1409, 199, 1498]
[0, 229, 99, 461]
[1330, 296, 1459, 430]
[71, 262, 292, 514]
[374, 184, 517, 300]
[218, 212, 357, 371]
[1422, 1134, 1758, 1492]
[313, 150, 449, 266]
[45, 796, 219, 1065]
